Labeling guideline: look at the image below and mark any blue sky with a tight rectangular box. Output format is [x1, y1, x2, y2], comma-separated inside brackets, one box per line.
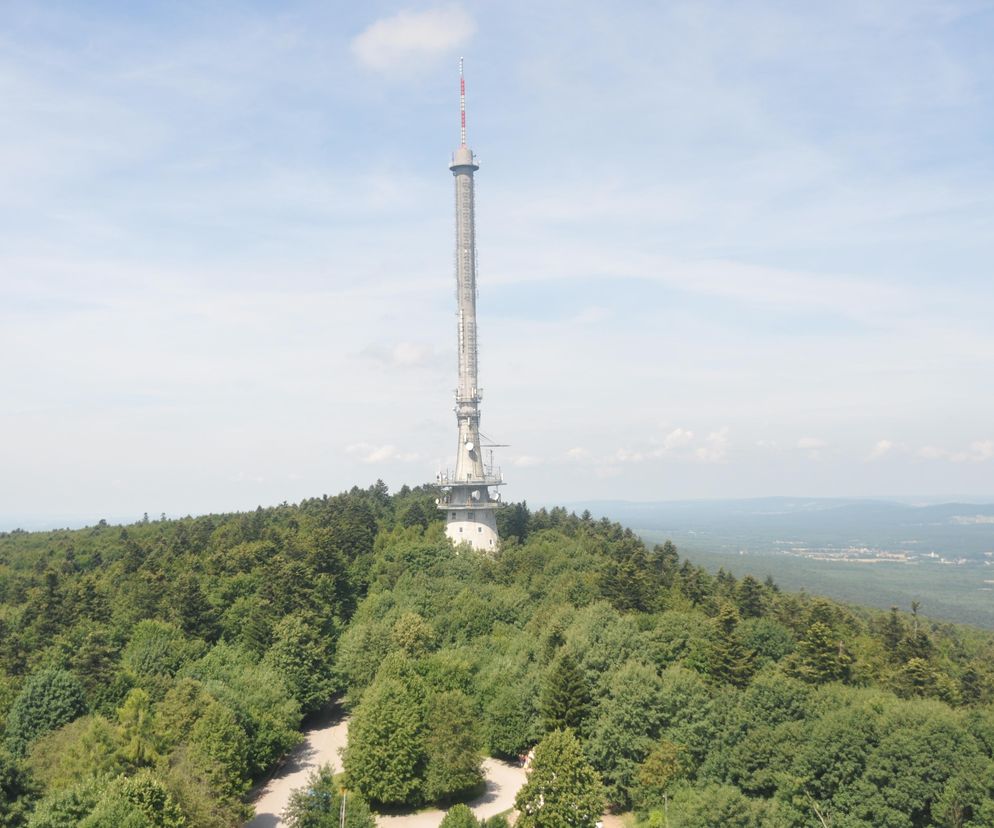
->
[2, 1, 993, 526]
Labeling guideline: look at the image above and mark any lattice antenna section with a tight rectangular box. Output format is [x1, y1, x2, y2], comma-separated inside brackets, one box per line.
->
[459, 57, 467, 147]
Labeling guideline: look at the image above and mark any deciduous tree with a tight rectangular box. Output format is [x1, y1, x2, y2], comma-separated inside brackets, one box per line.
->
[515, 730, 604, 828]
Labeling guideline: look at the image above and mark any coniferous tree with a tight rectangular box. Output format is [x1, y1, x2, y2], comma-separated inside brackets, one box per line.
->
[900, 627, 934, 663]
[654, 540, 680, 584]
[540, 652, 591, 733]
[343, 677, 425, 806]
[704, 604, 754, 688]
[882, 606, 905, 660]
[0, 749, 36, 827]
[788, 621, 852, 684]
[735, 576, 765, 619]
[4, 668, 87, 757]
[171, 575, 218, 642]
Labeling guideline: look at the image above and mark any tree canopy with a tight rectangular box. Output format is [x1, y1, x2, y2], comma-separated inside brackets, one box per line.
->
[3, 484, 994, 826]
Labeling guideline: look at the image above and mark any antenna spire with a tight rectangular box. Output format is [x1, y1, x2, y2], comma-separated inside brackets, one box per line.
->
[459, 57, 466, 147]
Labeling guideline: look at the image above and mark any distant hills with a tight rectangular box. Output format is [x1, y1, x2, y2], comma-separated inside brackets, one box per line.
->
[562, 497, 994, 628]
[563, 497, 994, 559]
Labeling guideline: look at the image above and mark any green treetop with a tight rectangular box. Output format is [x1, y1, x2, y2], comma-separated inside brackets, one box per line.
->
[515, 730, 604, 828]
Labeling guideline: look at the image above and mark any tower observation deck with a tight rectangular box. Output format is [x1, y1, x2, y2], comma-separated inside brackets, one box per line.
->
[437, 59, 503, 551]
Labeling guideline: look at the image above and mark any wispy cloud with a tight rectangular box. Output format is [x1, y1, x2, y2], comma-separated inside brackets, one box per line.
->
[868, 439, 897, 460]
[360, 341, 444, 370]
[346, 443, 420, 464]
[660, 428, 695, 450]
[352, 7, 475, 72]
[796, 437, 827, 461]
[696, 428, 730, 463]
[912, 440, 992, 463]
[611, 426, 703, 464]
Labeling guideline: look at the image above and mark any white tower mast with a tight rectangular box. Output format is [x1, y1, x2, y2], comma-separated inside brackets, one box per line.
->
[437, 59, 502, 551]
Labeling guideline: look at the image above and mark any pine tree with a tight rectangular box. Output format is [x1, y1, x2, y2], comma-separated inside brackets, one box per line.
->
[789, 621, 852, 684]
[736, 576, 765, 619]
[172, 574, 218, 642]
[881, 606, 905, 661]
[540, 652, 591, 733]
[704, 603, 754, 688]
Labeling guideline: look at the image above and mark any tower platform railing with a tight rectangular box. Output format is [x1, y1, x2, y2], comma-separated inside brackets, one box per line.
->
[437, 469, 504, 488]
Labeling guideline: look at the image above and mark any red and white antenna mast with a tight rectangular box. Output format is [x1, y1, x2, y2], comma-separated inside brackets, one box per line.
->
[459, 56, 467, 147]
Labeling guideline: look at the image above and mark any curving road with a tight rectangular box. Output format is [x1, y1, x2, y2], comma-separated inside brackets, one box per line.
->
[246, 708, 350, 828]
[246, 711, 526, 828]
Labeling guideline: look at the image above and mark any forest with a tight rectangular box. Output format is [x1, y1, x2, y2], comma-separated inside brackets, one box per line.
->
[2, 482, 994, 827]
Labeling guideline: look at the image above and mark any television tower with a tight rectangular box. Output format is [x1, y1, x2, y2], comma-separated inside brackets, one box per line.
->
[437, 59, 503, 551]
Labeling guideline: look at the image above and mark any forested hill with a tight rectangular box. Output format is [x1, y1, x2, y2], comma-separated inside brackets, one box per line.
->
[2, 484, 994, 826]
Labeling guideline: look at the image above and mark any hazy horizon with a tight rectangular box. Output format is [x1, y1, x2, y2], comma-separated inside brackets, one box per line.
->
[6, 490, 994, 535]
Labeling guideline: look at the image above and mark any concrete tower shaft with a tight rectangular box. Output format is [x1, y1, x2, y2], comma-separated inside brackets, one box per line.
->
[450, 150, 484, 484]
[437, 59, 502, 552]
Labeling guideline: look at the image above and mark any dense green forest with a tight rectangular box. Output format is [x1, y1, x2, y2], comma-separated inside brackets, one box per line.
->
[2, 484, 994, 826]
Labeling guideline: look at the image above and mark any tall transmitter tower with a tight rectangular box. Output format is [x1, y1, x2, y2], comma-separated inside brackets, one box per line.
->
[437, 59, 503, 551]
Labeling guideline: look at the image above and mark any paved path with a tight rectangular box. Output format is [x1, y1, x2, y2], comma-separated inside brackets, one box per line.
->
[246, 712, 526, 828]
[246, 709, 349, 828]
[378, 758, 526, 828]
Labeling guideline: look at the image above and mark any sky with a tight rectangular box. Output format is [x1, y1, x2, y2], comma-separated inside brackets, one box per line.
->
[2, 1, 994, 528]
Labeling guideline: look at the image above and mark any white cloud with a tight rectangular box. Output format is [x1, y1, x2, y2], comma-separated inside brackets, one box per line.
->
[565, 447, 591, 461]
[917, 440, 993, 463]
[512, 455, 542, 467]
[661, 427, 695, 450]
[868, 439, 895, 460]
[973, 440, 994, 462]
[346, 443, 420, 464]
[614, 426, 718, 464]
[951, 440, 994, 464]
[614, 448, 645, 463]
[695, 428, 730, 463]
[796, 436, 827, 460]
[352, 7, 475, 72]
